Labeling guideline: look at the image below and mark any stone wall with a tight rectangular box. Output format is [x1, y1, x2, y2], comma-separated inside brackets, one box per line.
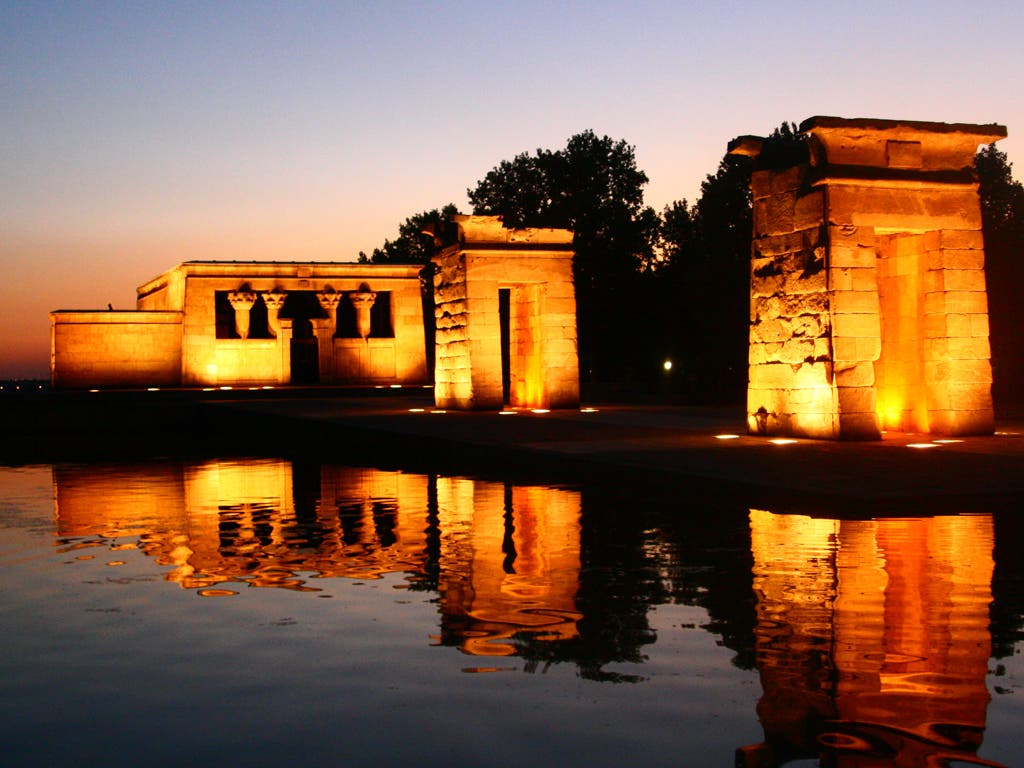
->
[747, 163, 841, 438]
[50, 310, 183, 388]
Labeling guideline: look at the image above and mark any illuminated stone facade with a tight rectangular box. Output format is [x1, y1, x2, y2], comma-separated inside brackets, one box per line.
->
[433, 215, 579, 410]
[51, 261, 428, 388]
[733, 117, 1006, 439]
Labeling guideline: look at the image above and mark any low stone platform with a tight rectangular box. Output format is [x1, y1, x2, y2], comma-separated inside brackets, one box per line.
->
[216, 392, 1024, 515]
[3, 388, 1021, 515]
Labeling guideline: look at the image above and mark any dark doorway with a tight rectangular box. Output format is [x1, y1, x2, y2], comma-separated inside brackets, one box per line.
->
[281, 292, 326, 385]
[290, 318, 319, 385]
[499, 288, 511, 405]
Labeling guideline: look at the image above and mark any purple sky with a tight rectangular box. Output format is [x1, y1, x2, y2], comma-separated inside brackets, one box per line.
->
[3, 0, 1022, 377]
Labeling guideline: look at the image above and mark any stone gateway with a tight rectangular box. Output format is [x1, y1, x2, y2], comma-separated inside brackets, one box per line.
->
[731, 116, 1006, 439]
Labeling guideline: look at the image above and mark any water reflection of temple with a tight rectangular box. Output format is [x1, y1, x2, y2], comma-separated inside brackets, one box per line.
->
[739, 509, 1000, 768]
[53, 461, 581, 654]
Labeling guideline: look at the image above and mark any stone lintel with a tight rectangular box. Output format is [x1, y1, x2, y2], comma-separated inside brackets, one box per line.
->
[453, 215, 573, 248]
[799, 115, 1007, 141]
[802, 116, 1006, 172]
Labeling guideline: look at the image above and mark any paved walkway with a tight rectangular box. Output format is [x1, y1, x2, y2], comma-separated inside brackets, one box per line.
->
[217, 393, 1024, 514]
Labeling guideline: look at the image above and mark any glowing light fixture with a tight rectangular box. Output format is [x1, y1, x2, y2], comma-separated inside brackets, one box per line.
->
[531, 409, 551, 414]
[715, 434, 740, 440]
[580, 407, 599, 413]
[408, 408, 425, 413]
[907, 442, 939, 449]
[147, 388, 160, 392]
[89, 389, 99, 393]
[499, 410, 517, 415]
[202, 387, 215, 392]
[219, 386, 233, 390]
[769, 438, 798, 445]
[431, 409, 447, 414]
[390, 384, 402, 389]
[663, 359, 673, 372]
[261, 386, 273, 390]
[933, 439, 963, 444]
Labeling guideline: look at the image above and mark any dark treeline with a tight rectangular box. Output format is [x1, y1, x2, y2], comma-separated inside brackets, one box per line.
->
[367, 128, 1024, 407]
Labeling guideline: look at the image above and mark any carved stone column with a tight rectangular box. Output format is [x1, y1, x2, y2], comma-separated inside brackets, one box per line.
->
[348, 290, 377, 339]
[317, 292, 342, 337]
[227, 291, 257, 339]
[263, 290, 287, 338]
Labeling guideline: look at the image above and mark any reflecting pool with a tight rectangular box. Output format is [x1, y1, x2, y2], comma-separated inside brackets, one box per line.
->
[1, 460, 1021, 767]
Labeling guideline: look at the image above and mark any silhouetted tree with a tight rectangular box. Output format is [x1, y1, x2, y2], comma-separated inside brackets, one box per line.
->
[363, 203, 462, 264]
[655, 123, 805, 402]
[976, 144, 1024, 411]
[468, 131, 660, 382]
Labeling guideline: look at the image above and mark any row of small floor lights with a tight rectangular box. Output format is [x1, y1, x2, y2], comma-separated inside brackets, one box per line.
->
[714, 434, 796, 445]
[407, 407, 602, 415]
[716, 433, 972, 449]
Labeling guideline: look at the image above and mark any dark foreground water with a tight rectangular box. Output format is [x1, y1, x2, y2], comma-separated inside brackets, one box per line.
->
[1, 459, 1021, 768]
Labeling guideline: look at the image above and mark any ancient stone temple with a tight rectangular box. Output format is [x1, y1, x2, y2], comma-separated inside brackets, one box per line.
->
[432, 215, 579, 410]
[51, 261, 428, 388]
[731, 116, 1006, 439]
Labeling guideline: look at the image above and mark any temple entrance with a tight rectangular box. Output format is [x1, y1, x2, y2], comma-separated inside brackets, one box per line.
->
[502, 284, 544, 409]
[281, 293, 326, 386]
[290, 319, 319, 385]
[874, 233, 928, 432]
[499, 288, 512, 404]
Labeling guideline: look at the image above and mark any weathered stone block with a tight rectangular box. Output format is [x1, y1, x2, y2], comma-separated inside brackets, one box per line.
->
[793, 190, 825, 231]
[834, 361, 874, 388]
[830, 245, 877, 269]
[764, 193, 796, 236]
[940, 229, 985, 250]
[831, 312, 880, 339]
[837, 386, 876, 414]
[947, 336, 991, 360]
[942, 269, 986, 292]
[831, 289, 881, 316]
[836, 412, 881, 440]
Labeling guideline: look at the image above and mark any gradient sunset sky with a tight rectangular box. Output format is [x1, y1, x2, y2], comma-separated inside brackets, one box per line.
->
[3, 0, 1021, 378]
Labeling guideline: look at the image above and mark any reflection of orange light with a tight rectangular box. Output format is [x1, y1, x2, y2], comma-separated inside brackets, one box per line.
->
[907, 442, 938, 449]
[716, 434, 740, 440]
[53, 462, 584, 661]
[531, 409, 550, 414]
[579, 407, 599, 413]
[746, 509, 995, 764]
[769, 438, 797, 445]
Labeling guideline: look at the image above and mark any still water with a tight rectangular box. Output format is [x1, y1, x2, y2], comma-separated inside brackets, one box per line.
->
[1, 459, 1021, 767]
